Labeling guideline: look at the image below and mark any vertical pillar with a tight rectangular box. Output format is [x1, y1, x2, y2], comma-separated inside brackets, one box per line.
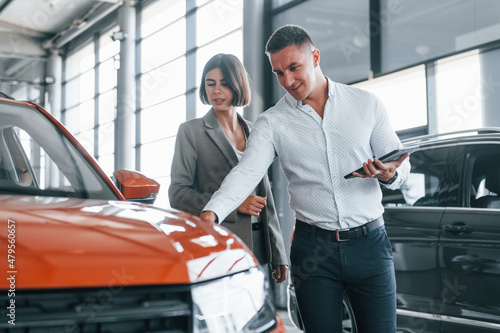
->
[243, 0, 266, 122]
[426, 62, 438, 134]
[115, 1, 136, 170]
[185, 0, 197, 121]
[46, 49, 62, 187]
[46, 49, 62, 119]
[480, 48, 500, 127]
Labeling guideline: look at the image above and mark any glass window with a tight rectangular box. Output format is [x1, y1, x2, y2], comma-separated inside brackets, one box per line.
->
[98, 89, 116, 124]
[353, 66, 427, 132]
[140, 56, 186, 109]
[141, 0, 185, 38]
[99, 57, 117, 93]
[380, 0, 500, 74]
[97, 122, 114, 157]
[467, 145, 500, 209]
[141, 137, 176, 180]
[196, 0, 243, 47]
[436, 50, 482, 133]
[64, 101, 95, 137]
[141, 95, 186, 145]
[99, 26, 120, 62]
[141, 18, 186, 72]
[382, 147, 449, 207]
[98, 154, 114, 178]
[0, 104, 117, 200]
[65, 43, 95, 82]
[64, 69, 95, 109]
[272, 0, 370, 85]
[77, 129, 95, 156]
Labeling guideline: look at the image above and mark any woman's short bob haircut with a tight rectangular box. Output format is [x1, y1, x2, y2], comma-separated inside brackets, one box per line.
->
[199, 53, 251, 107]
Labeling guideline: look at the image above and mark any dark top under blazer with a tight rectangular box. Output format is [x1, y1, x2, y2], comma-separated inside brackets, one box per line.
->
[168, 109, 288, 267]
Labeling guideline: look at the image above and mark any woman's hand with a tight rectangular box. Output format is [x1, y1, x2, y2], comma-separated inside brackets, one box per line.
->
[238, 195, 266, 216]
[272, 265, 288, 283]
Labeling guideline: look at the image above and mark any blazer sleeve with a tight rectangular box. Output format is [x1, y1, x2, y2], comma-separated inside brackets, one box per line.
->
[168, 123, 212, 215]
[261, 175, 289, 267]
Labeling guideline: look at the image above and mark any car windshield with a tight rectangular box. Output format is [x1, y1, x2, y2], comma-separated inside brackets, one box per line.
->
[0, 100, 119, 200]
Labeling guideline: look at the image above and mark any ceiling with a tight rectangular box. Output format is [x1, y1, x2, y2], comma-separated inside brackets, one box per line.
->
[0, 0, 121, 84]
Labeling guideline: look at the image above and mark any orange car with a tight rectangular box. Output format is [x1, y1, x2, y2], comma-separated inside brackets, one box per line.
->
[0, 94, 285, 332]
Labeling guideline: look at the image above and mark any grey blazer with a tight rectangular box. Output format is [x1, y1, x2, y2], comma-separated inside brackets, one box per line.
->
[168, 109, 288, 267]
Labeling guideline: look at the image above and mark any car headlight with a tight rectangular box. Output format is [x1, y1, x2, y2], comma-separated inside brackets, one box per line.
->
[192, 266, 277, 333]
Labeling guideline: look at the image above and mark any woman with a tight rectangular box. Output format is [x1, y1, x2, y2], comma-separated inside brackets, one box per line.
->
[168, 54, 287, 282]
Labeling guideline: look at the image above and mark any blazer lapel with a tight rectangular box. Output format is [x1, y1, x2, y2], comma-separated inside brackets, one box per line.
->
[203, 109, 239, 169]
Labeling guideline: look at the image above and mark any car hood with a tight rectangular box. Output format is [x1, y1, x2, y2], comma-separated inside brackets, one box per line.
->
[0, 195, 256, 289]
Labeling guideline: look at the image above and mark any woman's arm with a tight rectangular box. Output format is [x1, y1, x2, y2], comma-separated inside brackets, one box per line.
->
[168, 123, 211, 215]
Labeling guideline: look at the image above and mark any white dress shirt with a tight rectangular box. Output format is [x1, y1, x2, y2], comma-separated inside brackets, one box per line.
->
[204, 78, 410, 230]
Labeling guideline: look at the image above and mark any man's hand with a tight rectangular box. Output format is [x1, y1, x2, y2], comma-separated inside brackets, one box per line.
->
[272, 265, 288, 283]
[238, 195, 266, 216]
[353, 152, 409, 182]
[200, 211, 217, 223]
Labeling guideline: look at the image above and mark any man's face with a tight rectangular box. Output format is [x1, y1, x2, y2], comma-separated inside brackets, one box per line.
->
[269, 43, 319, 101]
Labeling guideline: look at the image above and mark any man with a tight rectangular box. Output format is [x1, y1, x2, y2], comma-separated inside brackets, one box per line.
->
[201, 24, 410, 332]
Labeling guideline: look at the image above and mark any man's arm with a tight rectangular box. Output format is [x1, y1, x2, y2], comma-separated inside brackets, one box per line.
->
[202, 121, 277, 223]
[354, 96, 411, 188]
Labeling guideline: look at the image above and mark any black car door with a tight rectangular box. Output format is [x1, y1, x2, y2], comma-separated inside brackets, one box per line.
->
[440, 143, 500, 333]
[382, 146, 455, 333]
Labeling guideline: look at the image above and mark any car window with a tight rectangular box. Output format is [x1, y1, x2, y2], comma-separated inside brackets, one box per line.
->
[382, 147, 449, 207]
[1, 127, 74, 193]
[466, 144, 500, 209]
[0, 101, 119, 200]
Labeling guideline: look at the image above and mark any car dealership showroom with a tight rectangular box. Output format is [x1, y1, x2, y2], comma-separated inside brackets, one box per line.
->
[1, 0, 500, 332]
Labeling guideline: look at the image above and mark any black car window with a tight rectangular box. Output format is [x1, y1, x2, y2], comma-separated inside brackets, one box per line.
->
[382, 147, 449, 207]
[466, 144, 500, 209]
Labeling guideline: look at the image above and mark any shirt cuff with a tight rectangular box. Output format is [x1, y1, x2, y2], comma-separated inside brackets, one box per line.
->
[201, 210, 219, 224]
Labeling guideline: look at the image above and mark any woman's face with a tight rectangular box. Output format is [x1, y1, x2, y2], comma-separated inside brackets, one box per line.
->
[205, 68, 234, 112]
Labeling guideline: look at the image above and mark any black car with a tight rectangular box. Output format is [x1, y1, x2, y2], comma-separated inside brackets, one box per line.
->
[288, 128, 500, 333]
[383, 128, 500, 333]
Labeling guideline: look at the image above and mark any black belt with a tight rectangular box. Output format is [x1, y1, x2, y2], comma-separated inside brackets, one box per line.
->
[252, 222, 263, 231]
[295, 217, 384, 241]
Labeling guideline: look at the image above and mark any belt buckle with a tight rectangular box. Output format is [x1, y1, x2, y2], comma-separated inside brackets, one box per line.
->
[335, 228, 350, 242]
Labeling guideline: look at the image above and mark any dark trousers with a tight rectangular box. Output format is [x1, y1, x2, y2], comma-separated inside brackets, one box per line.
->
[290, 224, 396, 333]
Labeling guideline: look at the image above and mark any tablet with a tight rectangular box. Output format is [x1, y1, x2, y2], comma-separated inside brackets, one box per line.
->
[344, 146, 419, 179]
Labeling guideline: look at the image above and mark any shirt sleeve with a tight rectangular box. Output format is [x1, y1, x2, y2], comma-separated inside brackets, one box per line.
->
[203, 116, 276, 222]
[370, 97, 411, 190]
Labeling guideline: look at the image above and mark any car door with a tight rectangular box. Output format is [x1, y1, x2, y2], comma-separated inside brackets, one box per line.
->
[440, 143, 500, 333]
[382, 146, 455, 333]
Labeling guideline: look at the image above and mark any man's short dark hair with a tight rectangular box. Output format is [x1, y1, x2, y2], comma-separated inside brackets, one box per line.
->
[199, 53, 251, 107]
[265, 24, 315, 55]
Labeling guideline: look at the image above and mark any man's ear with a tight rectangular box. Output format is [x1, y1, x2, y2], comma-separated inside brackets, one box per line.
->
[312, 48, 320, 68]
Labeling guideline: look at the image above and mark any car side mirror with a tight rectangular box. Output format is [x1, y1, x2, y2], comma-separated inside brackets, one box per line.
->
[113, 169, 160, 204]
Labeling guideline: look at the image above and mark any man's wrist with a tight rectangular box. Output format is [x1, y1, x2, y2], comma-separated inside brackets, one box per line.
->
[380, 170, 398, 185]
[201, 210, 219, 223]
